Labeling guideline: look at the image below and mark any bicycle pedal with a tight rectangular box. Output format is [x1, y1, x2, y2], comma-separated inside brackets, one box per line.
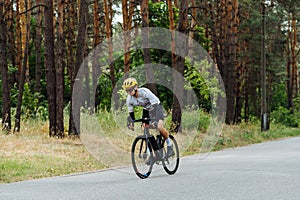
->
[155, 161, 163, 165]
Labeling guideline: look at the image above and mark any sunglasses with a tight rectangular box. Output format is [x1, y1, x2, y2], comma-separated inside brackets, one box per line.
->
[126, 87, 135, 93]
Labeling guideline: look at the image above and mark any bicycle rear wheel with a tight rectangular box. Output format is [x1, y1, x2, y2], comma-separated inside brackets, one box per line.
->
[131, 135, 153, 179]
[162, 135, 179, 175]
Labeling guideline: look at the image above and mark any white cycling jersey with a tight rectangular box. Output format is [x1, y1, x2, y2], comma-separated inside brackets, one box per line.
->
[126, 87, 160, 112]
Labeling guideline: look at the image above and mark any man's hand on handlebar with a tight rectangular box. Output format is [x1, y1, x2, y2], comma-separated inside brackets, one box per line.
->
[127, 116, 134, 131]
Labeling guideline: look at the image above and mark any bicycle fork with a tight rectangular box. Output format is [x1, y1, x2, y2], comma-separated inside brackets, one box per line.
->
[139, 129, 165, 161]
[148, 135, 165, 161]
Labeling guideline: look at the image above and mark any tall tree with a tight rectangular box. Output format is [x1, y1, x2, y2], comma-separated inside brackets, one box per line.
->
[231, 0, 242, 123]
[93, 0, 102, 112]
[205, 0, 241, 124]
[15, 0, 22, 83]
[122, 0, 135, 75]
[141, 0, 157, 94]
[104, 0, 118, 109]
[280, 0, 300, 113]
[44, 0, 57, 136]
[34, 0, 43, 93]
[20, 0, 28, 83]
[0, 2, 11, 132]
[6, 0, 16, 90]
[66, 0, 76, 98]
[67, 0, 76, 134]
[166, 0, 176, 67]
[69, 0, 88, 135]
[14, 0, 31, 132]
[188, 0, 197, 58]
[56, 0, 65, 137]
[172, 0, 188, 132]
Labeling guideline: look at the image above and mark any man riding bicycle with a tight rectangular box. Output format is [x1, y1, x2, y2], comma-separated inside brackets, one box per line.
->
[122, 77, 175, 159]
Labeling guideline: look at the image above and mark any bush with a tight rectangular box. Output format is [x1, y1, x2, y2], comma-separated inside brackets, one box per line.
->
[270, 106, 299, 127]
[165, 109, 210, 131]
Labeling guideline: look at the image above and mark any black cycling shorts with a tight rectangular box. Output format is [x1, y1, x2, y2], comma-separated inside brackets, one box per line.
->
[142, 104, 164, 124]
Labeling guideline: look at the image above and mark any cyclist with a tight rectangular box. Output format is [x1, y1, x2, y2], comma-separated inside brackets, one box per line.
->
[122, 77, 175, 161]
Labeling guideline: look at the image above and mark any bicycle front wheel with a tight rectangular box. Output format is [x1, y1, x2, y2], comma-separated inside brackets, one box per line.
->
[131, 135, 153, 179]
[162, 135, 180, 175]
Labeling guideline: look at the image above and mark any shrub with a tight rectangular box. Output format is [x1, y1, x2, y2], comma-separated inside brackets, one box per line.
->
[270, 106, 299, 127]
[165, 109, 210, 131]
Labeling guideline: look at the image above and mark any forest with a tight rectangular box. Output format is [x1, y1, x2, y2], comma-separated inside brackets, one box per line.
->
[1, 0, 300, 137]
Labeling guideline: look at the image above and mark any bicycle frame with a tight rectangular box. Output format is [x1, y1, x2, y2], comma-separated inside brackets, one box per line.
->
[131, 118, 180, 179]
[134, 118, 163, 160]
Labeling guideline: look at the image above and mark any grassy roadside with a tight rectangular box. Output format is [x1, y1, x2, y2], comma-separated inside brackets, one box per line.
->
[1, 120, 300, 184]
[0, 121, 105, 183]
[185, 122, 300, 155]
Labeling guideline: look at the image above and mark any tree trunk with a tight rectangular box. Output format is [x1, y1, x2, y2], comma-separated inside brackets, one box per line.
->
[166, 0, 176, 120]
[285, 15, 298, 113]
[66, 0, 76, 81]
[69, 0, 88, 135]
[188, 0, 196, 59]
[14, 26, 29, 132]
[18, 0, 31, 84]
[223, 0, 236, 124]
[208, 0, 240, 124]
[291, 18, 299, 100]
[122, 0, 135, 75]
[67, 0, 76, 135]
[19, 0, 26, 82]
[14, 0, 32, 132]
[141, 0, 157, 94]
[104, 0, 118, 109]
[172, 0, 188, 133]
[6, 0, 16, 89]
[93, 0, 101, 112]
[56, 0, 65, 137]
[231, 0, 242, 124]
[166, 0, 176, 66]
[0, 5, 11, 132]
[35, 0, 43, 93]
[173, 0, 178, 8]
[25, 0, 31, 83]
[15, 1, 22, 83]
[44, 0, 57, 136]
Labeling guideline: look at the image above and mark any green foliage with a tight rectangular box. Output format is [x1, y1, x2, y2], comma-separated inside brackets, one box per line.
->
[184, 59, 225, 111]
[270, 106, 299, 127]
[22, 83, 48, 120]
[10, 83, 48, 121]
[293, 95, 300, 112]
[1, 0, 299, 133]
[182, 108, 210, 131]
[165, 108, 210, 131]
[95, 109, 117, 131]
[149, 1, 179, 28]
[96, 74, 114, 111]
[157, 85, 173, 111]
[193, 25, 210, 51]
[271, 83, 287, 110]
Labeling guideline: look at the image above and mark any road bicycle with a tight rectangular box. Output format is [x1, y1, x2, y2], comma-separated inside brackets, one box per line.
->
[131, 118, 179, 179]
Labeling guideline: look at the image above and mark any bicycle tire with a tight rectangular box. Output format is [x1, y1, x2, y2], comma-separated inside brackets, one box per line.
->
[131, 135, 154, 179]
[162, 135, 180, 175]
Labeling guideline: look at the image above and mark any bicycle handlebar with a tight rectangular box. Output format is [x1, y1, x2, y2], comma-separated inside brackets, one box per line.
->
[132, 118, 151, 123]
[129, 117, 157, 129]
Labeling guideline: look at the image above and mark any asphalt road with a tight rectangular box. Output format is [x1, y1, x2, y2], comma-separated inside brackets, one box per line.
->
[1, 136, 300, 200]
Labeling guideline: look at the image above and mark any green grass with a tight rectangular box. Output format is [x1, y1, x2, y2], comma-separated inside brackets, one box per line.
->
[1, 112, 300, 184]
[0, 120, 105, 183]
[185, 122, 300, 154]
[180, 120, 300, 157]
[0, 160, 33, 182]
